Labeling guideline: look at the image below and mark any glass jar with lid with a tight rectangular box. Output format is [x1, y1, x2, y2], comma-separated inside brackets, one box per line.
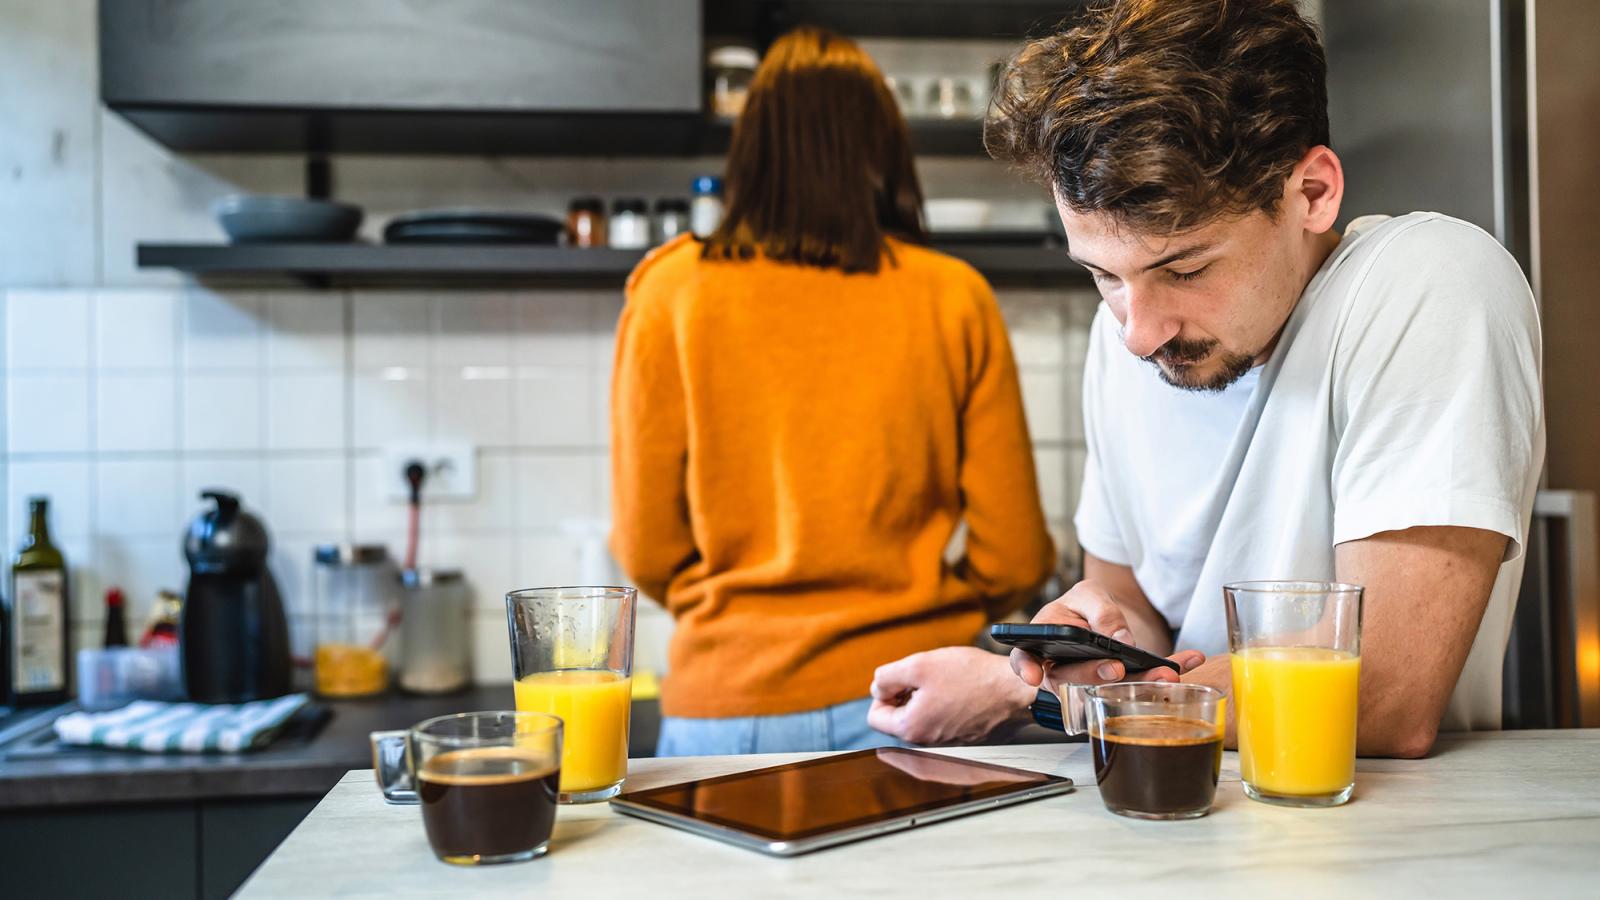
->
[708, 45, 760, 119]
[608, 198, 652, 249]
[566, 197, 607, 248]
[398, 568, 471, 695]
[312, 544, 400, 698]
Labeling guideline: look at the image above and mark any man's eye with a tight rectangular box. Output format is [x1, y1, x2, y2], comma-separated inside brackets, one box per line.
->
[1170, 264, 1210, 283]
[1088, 270, 1117, 283]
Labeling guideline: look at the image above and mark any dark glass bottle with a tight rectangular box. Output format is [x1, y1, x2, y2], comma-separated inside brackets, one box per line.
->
[7, 497, 71, 706]
[104, 588, 129, 648]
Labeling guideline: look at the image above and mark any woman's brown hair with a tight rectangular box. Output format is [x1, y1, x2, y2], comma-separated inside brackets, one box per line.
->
[702, 27, 926, 274]
[985, 0, 1328, 234]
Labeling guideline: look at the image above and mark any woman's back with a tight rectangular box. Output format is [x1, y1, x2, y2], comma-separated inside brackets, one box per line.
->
[613, 235, 1054, 717]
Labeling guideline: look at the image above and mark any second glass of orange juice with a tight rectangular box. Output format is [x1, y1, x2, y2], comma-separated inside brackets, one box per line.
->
[1224, 581, 1363, 808]
[506, 587, 637, 803]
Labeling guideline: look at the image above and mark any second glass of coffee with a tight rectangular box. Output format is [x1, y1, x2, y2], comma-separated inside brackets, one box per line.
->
[411, 711, 563, 865]
[1084, 682, 1226, 820]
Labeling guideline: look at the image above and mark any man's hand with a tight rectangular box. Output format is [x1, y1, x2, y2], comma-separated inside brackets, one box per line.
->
[1010, 580, 1205, 689]
[867, 647, 1036, 746]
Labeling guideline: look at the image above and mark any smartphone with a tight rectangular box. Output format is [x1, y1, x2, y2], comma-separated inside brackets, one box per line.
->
[989, 623, 1180, 674]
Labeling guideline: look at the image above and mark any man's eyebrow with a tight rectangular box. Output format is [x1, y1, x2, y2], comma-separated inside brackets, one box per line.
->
[1068, 241, 1218, 273]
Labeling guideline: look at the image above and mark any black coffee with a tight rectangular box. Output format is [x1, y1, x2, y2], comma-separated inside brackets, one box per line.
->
[418, 747, 560, 863]
[1091, 715, 1221, 817]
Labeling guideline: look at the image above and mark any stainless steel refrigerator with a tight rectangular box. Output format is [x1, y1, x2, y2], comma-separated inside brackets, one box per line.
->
[1323, 0, 1600, 728]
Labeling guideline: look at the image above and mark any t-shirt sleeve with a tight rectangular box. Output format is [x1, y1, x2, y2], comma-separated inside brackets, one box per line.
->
[1330, 219, 1543, 561]
[1073, 308, 1132, 566]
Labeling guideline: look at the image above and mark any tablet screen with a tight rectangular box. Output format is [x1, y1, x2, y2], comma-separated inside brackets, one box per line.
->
[617, 748, 1063, 842]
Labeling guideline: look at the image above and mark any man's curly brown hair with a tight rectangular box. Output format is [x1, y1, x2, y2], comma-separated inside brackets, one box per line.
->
[985, 0, 1328, 234]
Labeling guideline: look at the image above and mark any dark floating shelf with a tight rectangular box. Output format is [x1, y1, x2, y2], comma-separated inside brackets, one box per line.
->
[137, 241, 1090, 288]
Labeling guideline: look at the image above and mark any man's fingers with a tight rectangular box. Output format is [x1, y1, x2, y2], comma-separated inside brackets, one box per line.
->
[1010, 648, 1045, 686]
[870, 657, 919, 701]
[866, 698, 907, 737]
[1046, 658, 1125, 688]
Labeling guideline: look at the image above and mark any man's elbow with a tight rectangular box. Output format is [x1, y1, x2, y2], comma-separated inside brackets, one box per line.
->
[1362, 720, 1439, 759]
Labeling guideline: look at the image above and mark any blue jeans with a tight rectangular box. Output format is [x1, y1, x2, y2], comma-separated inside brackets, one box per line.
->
[656, 697, 908, 756]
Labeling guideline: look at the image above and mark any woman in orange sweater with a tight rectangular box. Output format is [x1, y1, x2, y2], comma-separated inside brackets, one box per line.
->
[611, 27, 1055, 755]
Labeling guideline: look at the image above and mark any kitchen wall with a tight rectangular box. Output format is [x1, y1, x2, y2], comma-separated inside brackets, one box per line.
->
[1, 0, 1096, 684]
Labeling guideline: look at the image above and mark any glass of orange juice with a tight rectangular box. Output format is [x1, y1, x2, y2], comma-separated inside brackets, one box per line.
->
[1224, 581, 1363, 808]
[506, 587, 636, 803]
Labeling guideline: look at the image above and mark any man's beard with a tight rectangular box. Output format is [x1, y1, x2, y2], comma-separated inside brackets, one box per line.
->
[1140, 336, 1256, 392]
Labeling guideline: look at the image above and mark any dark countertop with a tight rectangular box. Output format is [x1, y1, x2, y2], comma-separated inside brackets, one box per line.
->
[0, 688, 663, 810]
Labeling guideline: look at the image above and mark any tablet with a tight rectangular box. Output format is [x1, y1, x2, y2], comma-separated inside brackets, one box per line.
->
[609, 748, 1074, 857]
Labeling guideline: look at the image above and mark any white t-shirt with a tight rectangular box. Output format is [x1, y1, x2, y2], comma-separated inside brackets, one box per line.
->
[1074, 212, 1545, 731]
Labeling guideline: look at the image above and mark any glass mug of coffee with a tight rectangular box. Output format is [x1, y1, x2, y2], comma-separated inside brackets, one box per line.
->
[371, 711, 563, 865]
[1052, 682, 1226, 819]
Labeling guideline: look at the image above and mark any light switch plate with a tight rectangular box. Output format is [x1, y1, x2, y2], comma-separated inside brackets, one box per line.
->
[379, 440, 477, 501]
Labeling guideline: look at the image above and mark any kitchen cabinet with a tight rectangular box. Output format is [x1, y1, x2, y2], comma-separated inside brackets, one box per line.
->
[101, 0, 702, 154]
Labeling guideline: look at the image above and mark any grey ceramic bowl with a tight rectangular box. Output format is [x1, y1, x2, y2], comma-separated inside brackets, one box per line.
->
[212, 195, 363, 243]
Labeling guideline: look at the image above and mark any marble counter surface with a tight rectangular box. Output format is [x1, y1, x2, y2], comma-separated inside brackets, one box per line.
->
[240, 730, 1600, 897]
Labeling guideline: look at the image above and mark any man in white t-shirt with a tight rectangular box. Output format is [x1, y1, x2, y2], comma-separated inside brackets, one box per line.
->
[866, 0, 1543, 756]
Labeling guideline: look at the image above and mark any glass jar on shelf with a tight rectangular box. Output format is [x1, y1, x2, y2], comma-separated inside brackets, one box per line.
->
[708, 45, 759, 119]
[566, 197, 607, 248]
[312, 544, 400, 698]
[608, 197, 652, 249]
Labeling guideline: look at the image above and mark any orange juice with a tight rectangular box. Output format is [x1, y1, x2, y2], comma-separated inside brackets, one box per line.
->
[514, 669, 632, 794]
[1231, 647, 1360, 797]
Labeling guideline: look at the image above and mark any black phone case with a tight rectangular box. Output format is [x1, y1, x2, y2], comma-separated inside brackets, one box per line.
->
[989, 624, 1180, 673]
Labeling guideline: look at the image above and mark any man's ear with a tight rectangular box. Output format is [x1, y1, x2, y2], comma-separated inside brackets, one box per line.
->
[1293, 145, 1344, 234]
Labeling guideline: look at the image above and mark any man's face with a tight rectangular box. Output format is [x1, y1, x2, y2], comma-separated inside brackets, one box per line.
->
[1059, 202, 1309, 392]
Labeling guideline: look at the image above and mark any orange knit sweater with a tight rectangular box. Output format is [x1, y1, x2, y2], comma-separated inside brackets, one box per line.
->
[610, 235, 1055, 718]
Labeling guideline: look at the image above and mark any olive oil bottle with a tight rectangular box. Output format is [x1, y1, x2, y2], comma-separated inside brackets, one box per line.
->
[5, 497, 71, 706]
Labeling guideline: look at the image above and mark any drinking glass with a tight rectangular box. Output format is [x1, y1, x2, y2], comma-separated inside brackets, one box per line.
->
[1224, 581, 1363, 807]
[1080, 682, 1226, 819]
[506, 586, 636, 803]
[372, 711, 563, 866]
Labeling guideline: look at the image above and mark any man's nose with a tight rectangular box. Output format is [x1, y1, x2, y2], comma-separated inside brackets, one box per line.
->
[1120, 289, 1180, 358]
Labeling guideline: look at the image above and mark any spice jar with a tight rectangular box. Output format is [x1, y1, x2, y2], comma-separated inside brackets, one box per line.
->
[566, 197, 607, 248]
[398, 568, 471, 695]
[609, 197, 652, 249]
[708, 46, 759, 118]
[312, 544, 400, 698]
[654, 198, 690, 244]
[690, 176, 724, 239]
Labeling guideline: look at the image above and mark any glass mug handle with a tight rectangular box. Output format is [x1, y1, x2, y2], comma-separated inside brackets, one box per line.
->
[370, 729, 418, 805]
[1032, 685, 1093, 735]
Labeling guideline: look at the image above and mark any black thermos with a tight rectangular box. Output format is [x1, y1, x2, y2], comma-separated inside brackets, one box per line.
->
[180, 491, 291, 703]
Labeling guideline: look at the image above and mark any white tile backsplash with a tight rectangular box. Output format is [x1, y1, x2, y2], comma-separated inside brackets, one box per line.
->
[513, 367, 594, 447]
[181, 456, 267, 519]
[267, 372, 347, 451]
[183, 372, 265, 451]
[265, 292, 347, 370]
[6, 372, 91, 453]
[434, 293, 516, 367]
[433, 369, 513, 447]
[3, 279, 1088, 686]
[5, 289, 91, 369]
[95, 372, 178, 452]
[263, 456, 348, 535]
[351, 371, 430, 449]
[183, 289, 264, 370]
[95, 458, 180, 537]
[514, 452, 600, 530]
[1020, 370, 1067, 443]
[429, 452, 516, 534]
[7, 459, 92, 540]
[426, 534, 516, 613]
[353, 292, 431, 370]
[470, 611, 514, 684]
[94, 289, 178, 369]
[516, 293, 594, 367]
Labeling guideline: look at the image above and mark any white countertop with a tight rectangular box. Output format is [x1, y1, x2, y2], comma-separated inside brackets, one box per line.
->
[239, 730, 1600, 897]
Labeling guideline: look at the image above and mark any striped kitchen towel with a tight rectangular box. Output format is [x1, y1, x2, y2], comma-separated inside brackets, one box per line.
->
[53, 693, 311, 753]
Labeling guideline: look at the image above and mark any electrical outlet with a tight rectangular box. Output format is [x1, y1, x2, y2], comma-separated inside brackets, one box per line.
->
[380, 440, 477, 502]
